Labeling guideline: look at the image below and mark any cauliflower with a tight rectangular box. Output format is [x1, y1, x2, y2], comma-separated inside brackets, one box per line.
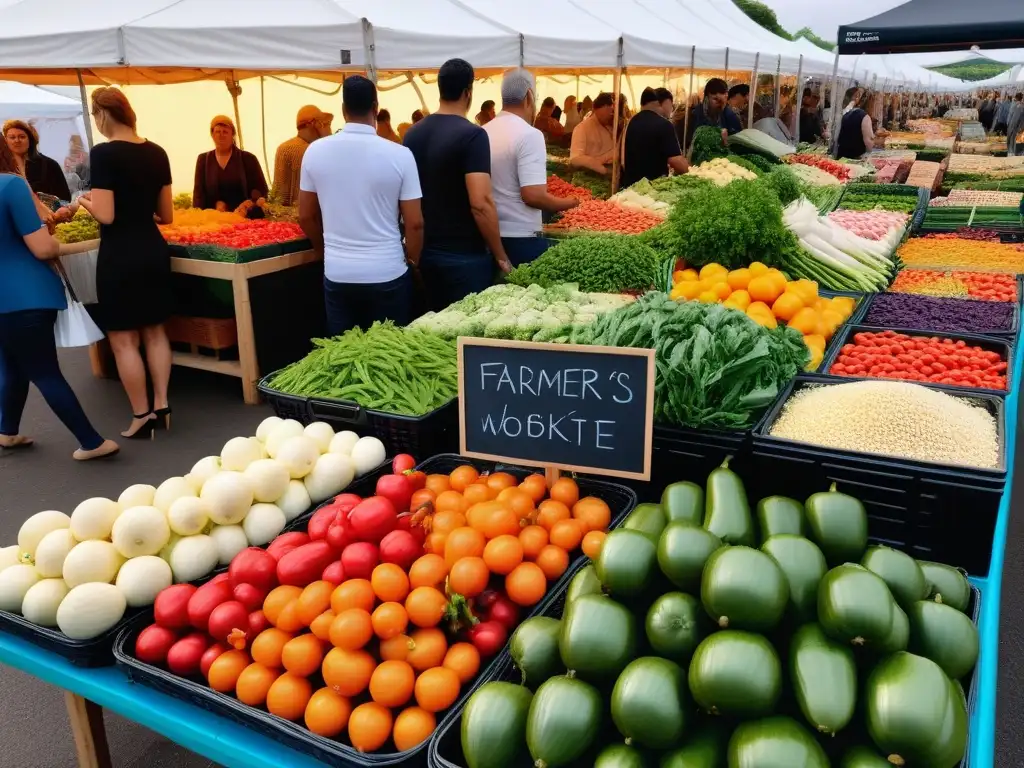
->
[484, 315, 518, 339]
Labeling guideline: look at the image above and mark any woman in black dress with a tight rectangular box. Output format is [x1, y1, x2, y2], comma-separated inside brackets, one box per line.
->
[3, 120, 72, 201]
[192, 115, 267, 211]
[77, 87, 174, 440]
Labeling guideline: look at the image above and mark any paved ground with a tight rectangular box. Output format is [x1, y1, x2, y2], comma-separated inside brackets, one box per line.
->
[0, 348, 1019, 767]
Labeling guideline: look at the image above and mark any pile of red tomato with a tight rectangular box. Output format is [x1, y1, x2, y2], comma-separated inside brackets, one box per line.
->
[164, 220, 305, 249]
[132, 456, 613, 754]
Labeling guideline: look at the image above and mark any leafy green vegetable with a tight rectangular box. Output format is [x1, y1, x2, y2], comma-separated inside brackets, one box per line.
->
[569, 170, 612, 200]
[724, 154, 764, 177]
[761, 166, 802, 205]
[690, 126, 730, 166]
[507, 235, 661, 294]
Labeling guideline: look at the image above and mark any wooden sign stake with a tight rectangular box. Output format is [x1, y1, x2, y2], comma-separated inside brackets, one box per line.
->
[544, 466, 561, 488]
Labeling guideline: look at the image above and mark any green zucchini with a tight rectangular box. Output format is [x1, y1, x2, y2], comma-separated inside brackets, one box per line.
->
[645, 592, 705, 663]
[804, 483, 868, 565]
[839, 746, 893, 768]
[596, 529, 657, 599]
[865, 652, 968, 767]
[756, 496, 805, 542]
[700, 546, 788, 631]
[861, 546, 928, 609]
[727, 716, 829, 767]
[566, 564, 603, 605]
[661, 481, 704, 526]
[789, 623, 857, 735]
[559, 593, 636, 681]
[611, 657, 689, 749]
[688, 630, 781, 718]
[623, 503, 667, 543]
[761, 534, 827, 623]
[461, 681, 533, 768]
[657, 522, 722, 592]
[878, 601, 909, 654]
[918, 560, 971, 613]
[703, 457, 755, 546]
[658, 727, 724, 768]
[527, 675, 602, 768]
[510, 617, 562, 689]
[908, 599, 979, 680]
[595, 744, 648, 768]
[818, 564, 896, 648]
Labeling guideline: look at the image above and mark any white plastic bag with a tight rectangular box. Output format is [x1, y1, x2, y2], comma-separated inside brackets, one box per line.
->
[59, 247, 99, 305]
[55, 286, 104, 348]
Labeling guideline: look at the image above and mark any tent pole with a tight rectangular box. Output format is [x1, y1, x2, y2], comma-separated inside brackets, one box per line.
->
[773, 56, 781, 121]
[748, 53, 760, 129]
[724, 47, 730, 85]
[683, 45, 695, 154]
[76, 69, 94, 149]
[826, 52, 840, 153]
[794, 55, 803, 145]
[260, 76, 269, 175]
[362, 19, 378, 83]
[610, 38, 624, 195]
[227, 73, 244, 149]
[663, 68, 668, 87]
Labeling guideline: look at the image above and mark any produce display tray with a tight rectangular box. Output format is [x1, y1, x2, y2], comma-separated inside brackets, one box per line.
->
[0, 605, 152, 668]
[858, 292, 1020, 340]
[752, 375, 1006, 576]
[281, 460, 393, 534]
[644, 424, 750, 504]
[113, 455, 636, 768]
[820, 325, 1014, 398]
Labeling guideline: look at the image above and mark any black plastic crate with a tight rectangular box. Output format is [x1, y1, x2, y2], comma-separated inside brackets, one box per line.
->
[820, 325, 1013, 398]
[643, 424, 750, 504]
[752, 376, 1006, 575]
[308, 399, 459, 459]
[0, 605, 152, 668]
[257, 374, 312, 422]
[859, 292, 1020, 339]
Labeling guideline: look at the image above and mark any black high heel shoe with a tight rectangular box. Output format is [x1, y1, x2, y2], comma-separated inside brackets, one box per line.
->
[154, 406, 172, 431]
[122, 412, 157, 441]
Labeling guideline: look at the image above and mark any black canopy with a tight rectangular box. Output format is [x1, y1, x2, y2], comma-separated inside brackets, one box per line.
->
[837, 0, 1024, 54]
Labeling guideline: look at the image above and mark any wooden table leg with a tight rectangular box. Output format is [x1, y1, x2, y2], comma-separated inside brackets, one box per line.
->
[232, 270, 260, 405]
[64, 692, 112, 768]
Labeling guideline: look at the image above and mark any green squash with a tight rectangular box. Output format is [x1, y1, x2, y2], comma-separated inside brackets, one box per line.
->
[804, 483, 868, 565]
[645, 592, 705, 663]
[703, 457, 755, 546]
[595, 744, 648, 768]
[566, 564, 603, 605]
[658, 727, 724, 768]
[756, 495, 805, 542]
[789, 623, 857, 735]
[865, 652, 968, 767]
[918, 560, 972, 613]
[596, 529, 657, 599]
[727, 716, 830, 768]
[623, 503, 667, 543]
[510, 617, 562, 689]
[839, 746, 893, 768]
[761, 534, 827, 623]
[700, 545, 788, 631]
[611, 657, 689, 749]
[878, 601, 909, 654]
[527, 675, 602, 768]
[559, 593, 636, 681]
[861, 546, 928, 609]
[657, 522, 722, 592]
[688, 630, 781, 718]
[661, 481, 704, 526]
[908, 599, 979, 680]
[461, 681, 533, 768]
[817, 564, 896, 648]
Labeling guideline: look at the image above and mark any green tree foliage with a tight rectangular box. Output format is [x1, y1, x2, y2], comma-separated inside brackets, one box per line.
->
[930, 61, 1014, 82]
[732, 0, 792, 40]
[793, 27, 834, 52]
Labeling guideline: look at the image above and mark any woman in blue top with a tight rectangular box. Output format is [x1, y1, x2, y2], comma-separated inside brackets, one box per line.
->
[0, 138, 118, 460]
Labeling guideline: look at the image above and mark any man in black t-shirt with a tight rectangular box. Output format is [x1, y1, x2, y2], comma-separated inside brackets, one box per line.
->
[621, 87, 689, 189]
[404, 58, 511, 310]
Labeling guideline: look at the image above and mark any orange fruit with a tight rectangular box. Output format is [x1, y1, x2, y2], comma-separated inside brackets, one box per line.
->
[519, 525, 549, 559]
[424, 474, 451, 495]
[549, 519, 584, 551]
[496, 487, 536, 519]
[379, 633, 416, 662]
[393, 707, 436, 751]
[444, 527, 486, 567]
[329, 608, 374, 650]
[207, 649, 249, 693]
[431, 509, 466, 534]
[771, 291, 805, 322]
[415, 667, 461, 713]
[448, 556, 490, 598]
[572, 497, 611, 532]
[485, 472, 518, 493]
[410, 488, 436, 513]
[409, 554, 448, 589]
[536, 500, 571, 531]
[449, 465, 480, 493]
[436, 490, 469, 515]
[518, 474, 548, 503]
[371, 563, 410, 603]
[349, 702, 393, 753]
[483, 535, 524, 575]
[236, 662, 279, 706]
[405, 587, 449, 628]
[304, 688, 352, 738]
[534, 545, 569, 580]
[582, 530, 607, 560]
[407, 628, 448, 671]
[462, 483, 494, 506]
[748, 261, 769, 276]
[723, 289, 752, 311]
[275, 601, 305, 633]
[465, 500, 500, 530]
[549, 478, 580, 508]
[747, 274, 782, 304]
[712, 281, 732, 300]
[369, 659, 416, 708]
[322, 647, 375, 697]
[281, 633, 324, 677]
[726, 267, 752, 290]
[266, 672, 313, 721]
[788, 307, 821, 335]
[506, 562, 548, 607]
[296, 580, 336, 626]
[443, 642, 481, 683]
[310, 610, 336, 642]
[424, 531, 448, 556]
[372, 602, 409, 640]
[250, 628, 293, 668]
[480, 504, 520, 539]
[263, 585, 302, 626]
[330, 579, 375, 615]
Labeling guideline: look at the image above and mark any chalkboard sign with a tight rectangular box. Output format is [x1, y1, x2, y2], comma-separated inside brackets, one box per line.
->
[458, 338, 655, 480]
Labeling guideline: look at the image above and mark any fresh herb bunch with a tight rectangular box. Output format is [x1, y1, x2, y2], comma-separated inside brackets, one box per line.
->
[569, 170, 612, 200]
[506, 234, 661, 294]
[761, 166, 802, 205]
[690, 126, 730, 166]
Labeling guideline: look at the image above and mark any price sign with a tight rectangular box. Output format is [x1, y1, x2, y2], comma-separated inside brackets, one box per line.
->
[458, 338, 655, 480]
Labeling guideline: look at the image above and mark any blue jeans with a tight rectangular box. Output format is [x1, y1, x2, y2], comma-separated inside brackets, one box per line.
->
[323, 270, 413, 336]
[0, 309, 104, 450]
[418, 247, 494, 311]
[501, 236, 553, 267]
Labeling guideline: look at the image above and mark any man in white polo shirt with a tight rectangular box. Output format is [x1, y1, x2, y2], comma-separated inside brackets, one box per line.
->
[484, 69, 580, 266]
[298, 75, 424, 335]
